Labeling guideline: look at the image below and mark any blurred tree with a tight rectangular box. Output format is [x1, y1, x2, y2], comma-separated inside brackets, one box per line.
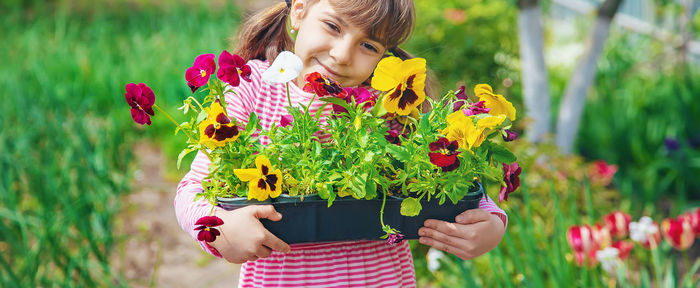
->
[554, 0, 623, 154]
[517, 0, 550, 143]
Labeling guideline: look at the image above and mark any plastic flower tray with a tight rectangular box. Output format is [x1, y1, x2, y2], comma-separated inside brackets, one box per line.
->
[216, 183, 484, 244]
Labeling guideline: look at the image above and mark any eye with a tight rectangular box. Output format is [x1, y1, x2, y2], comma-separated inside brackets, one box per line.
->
[324, 21, 340, 33]
[362, 43, 378, 53]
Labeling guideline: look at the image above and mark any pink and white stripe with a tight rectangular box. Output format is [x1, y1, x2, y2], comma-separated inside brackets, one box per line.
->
[175, 59, 507, 287]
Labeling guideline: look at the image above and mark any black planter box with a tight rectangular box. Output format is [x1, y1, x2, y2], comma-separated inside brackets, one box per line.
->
[216, 184, 484, 244]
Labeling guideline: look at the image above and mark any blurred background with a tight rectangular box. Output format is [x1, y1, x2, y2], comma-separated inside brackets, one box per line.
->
[1, 0, 698, 287]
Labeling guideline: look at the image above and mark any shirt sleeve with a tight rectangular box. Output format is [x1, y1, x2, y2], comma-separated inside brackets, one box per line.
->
[478, 194, 508, 228]
[174, 60, 265, 257]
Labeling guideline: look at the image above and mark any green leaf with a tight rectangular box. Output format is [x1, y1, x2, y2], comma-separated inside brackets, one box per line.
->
[176, 148, 195, 170]
[400, 197, 422, 216]
[486, 141, 517, 164]
[245, 112, 259, 132]
[386, 144, 411, 162]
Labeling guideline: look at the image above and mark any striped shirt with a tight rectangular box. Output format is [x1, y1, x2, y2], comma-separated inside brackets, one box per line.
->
[175, 60, 507, 287]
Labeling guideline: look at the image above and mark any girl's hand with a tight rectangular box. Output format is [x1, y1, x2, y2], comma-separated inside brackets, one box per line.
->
[417, 208, 505, 260]
[210, 205, 291, 264]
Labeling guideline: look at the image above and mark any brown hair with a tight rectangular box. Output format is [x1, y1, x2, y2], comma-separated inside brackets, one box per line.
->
[232, 0, 437, 99]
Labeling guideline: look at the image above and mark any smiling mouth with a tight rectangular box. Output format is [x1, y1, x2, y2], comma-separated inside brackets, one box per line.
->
[315, 59, 342, 80]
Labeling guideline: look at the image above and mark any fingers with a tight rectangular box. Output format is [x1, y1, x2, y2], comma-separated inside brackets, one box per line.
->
[263, 229, 291, 253]
[255, 245, 273, 258]
[454, 208, 491, 225]
[253, 205, 283, 221]
[423, 219, 470, 239]
[418, 232, 468, 259]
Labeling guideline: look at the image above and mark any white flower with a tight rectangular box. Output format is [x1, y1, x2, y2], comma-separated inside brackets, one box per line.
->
[262, 51, 303, 84]
[629, 216, 658, 243]
[427, 248, 444, 272]
[595, 247, 620, 274]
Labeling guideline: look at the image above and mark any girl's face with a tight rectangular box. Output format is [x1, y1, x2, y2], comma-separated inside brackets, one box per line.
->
[290, 0, 386, 88]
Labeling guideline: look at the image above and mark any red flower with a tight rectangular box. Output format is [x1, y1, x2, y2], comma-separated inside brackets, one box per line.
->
[502, 129, 518, 142]
[603, 211, 632, 239]
[279, 114, 294, 127]
[124, 83, 155, 125]
[499, 162, 521, 202]
[661, 216, 695, 250]
[185, 53, 216, 93]
[385, 129, 402, 146]
[428, 137, 461, 172]
[612, 241, 634, 260]
[452, 85, 468, 111]
[587, 160, 618, 187]
[217, 50, 251, 87]
[333, 87, 377, 115]
[566, 224, 599, 267]
[386, 232, 405, 245]
[679, 208, 700, 237]
[303, 72, 347, 98]
[462, 100, 491, 116]
[194, 216, 224, 242]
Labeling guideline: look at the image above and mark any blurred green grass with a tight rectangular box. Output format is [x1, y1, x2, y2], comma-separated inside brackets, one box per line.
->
[0, 1, 240, 286]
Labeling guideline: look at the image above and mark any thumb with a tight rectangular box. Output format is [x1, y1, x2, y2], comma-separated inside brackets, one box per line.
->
[455, 208, 491, 225]
[253, 205, 283, 221]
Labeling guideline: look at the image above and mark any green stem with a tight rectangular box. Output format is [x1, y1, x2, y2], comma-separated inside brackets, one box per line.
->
[380, 186, 387, 228]
[286, 82, 293, 107]
[153, 104, 211, 159]
[649, 238, 662, 286]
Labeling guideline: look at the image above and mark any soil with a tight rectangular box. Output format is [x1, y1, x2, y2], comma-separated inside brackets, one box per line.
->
[110, 142, 240, 288]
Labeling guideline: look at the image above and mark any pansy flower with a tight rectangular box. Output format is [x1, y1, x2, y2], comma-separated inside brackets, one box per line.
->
[262, 51, 304, 84]
[386, 232, 405, 245]
[474, 84, 516, 121]
[217, 50, 251, 87]
[303, 72, 347, 98]
[442, 111, 504, 151]
[428, 137, 461, 172]
[234, 155, 283, 201]
[452, 85, 468, 111]
[333, 87, 376, 115]
[499, 162, 521, 202]
[385, 129, 402, 146]
[194, 216, 224, 242]
[371, 57, 427, 116]
[279, 114, 294, 127]
[462, 101, 491, 116]
[198, 101, 240, 148]
[124, 83, 155, 125]
[185, 53, 216, 93]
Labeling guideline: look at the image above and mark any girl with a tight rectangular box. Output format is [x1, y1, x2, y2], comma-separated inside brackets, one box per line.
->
[175, 0, 507, 286]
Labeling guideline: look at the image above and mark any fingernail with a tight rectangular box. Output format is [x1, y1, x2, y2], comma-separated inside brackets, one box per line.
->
[456, 216, 463, 222]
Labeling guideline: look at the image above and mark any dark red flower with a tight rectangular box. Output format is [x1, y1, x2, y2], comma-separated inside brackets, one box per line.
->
[385, 129, 402, 146]
[333, 87, 377, 115]
[462, 101, 491, 116]
[428, 137, 461, 172]
[194, 216, 224, 242]
[502, 129, 518, 142]
[452, 85, 468, 111]
[386, 232, 405, 245]
[499, 162, 521, 202]
[185, 53, 216, 93]
[217, 50, 251, 87]
[303, 72, 347, 98]
[124, 83, 155, 125]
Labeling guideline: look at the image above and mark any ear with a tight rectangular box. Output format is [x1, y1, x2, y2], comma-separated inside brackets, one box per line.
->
[289, 0, 306, 30]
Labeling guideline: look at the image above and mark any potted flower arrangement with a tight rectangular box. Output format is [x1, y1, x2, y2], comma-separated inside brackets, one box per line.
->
[124, 50, 521, 244]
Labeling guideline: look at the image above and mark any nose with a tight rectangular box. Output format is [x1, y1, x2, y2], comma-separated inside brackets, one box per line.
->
[329, 37, 353, 65]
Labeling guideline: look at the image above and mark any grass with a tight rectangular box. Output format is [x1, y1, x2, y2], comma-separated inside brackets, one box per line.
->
[0, 1, 240, 286]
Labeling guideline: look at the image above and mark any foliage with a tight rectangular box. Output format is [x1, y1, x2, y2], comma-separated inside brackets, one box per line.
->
[0, 1, 239, 286]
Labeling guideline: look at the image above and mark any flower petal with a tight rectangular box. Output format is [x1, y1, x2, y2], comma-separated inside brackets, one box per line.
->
[234, 168, 260, 182]
[262, 51, 303, 83]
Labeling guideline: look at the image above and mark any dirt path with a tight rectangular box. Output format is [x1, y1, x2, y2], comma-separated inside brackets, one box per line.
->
[111, 142, 240, 287]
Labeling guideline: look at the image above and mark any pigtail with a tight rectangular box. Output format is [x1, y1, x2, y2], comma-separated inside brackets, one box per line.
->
[389, 47, 440, 106]
[233, 3, 293, 62]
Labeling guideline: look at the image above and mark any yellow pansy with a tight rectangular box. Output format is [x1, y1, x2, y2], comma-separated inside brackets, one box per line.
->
[474, 84, 516, 121]
[371, 57, 426, 116]
[233, 155, 283, 201]
[442, 111, 487, 150]
[198, 101, 239, 148]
